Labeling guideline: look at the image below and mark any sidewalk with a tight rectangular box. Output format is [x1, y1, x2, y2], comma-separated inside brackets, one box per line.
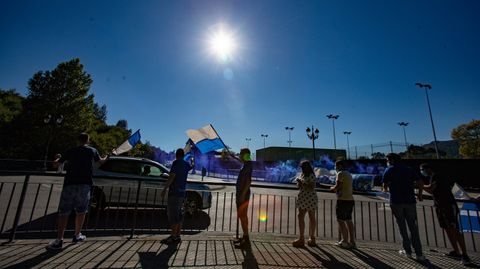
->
[0, 232, 480, 268]
[1, 232, 479, 268]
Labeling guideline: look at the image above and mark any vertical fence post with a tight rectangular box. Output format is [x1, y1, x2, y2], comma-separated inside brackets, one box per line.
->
[130, 180, 142, 239]
[9, 175, 30, 242]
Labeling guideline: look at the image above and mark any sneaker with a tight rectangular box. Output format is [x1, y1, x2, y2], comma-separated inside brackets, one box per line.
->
[232, 236, 244, 244]
[445, 250, 461, 259]
[349, 242, 357, 249]
[72, 233, 86, 243]
[292, 239, 305, 248]
[307, 238, 316, 247]
[46, 239, 63, 251]
[398, 250, 412, 259]
[234, 238, 251, 249]
[161, 235, 180, 245]
[334, 241, 351, 249]
[461, 255, 472, 266]
[416, 255, 427, 262]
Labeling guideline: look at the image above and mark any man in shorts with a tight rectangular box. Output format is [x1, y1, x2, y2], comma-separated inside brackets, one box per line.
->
[161, 148, 192, 244]
[47, 133, 107, 250]
[330, 160, 356, 249]
[382, 153, 425, 261]
[421, 163, 471, 265]
[233, 148, 253, 248]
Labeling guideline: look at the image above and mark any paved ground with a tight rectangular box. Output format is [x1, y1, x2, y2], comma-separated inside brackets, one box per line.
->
[1, 232, 480, 269]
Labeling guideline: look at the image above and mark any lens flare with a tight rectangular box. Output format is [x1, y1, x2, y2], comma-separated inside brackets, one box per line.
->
[259, 212, 268, 222]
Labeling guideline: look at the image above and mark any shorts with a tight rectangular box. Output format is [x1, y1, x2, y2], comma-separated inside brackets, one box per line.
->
[336, 200, 354, 221]
[167, 196, 185, 225]
[58, 184, 91, 215]
[436, 204, 459, 229]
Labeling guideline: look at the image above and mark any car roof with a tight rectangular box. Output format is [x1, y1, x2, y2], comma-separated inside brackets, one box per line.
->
[107, 156, 162, 166]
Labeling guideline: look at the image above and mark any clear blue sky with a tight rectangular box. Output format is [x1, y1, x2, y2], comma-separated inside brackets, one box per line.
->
[1, 0, 479, 153]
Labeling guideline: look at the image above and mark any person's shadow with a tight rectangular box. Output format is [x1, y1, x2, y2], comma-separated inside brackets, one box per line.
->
[305, 246, 354, 269]
[3, 244, 73, 269]
[138, 244, 178, 269]
[350, 248, 395, 269]
[242, 246, 259, 269]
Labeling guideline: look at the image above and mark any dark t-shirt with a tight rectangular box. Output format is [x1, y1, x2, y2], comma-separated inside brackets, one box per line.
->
[59, 145, 101, 186]
[236, 161, 252, 201]
[169, 159, 191, 197]
[430, 174, 456, 208]
[382, 164, 419, 204]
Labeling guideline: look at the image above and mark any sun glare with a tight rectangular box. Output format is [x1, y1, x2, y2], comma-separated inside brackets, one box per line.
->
[208, 27, 237, 61]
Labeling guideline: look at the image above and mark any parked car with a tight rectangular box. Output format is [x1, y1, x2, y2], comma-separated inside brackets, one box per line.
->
[91, 156, 212, 215]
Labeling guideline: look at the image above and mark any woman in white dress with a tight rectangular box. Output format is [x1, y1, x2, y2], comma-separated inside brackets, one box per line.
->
[293, 160, 318, 247]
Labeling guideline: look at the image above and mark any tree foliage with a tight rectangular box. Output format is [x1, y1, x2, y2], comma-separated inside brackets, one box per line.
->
[452, 120, 480, 159]
[0, 89, 23, 125]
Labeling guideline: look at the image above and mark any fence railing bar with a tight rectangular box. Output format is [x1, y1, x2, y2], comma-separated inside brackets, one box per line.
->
[1, 183, 17, 233]
[130, 181, 142, 239]
[9, 175, 30, 241]
[214, 192, 219, 232]
[26, 183, 42, 233]
[221, 192, 226, 232]
[104, 186, 114, 231]
[113, 187, 123, 231]
[229, 192, 233, 232]
[40, 184, 54, 232]
[360, 201, 364, 240]
[430, 206, 438, 247]
[383, 203, 388, 242]
[422, 205, 429, 246]
[467, 210, 477, 252]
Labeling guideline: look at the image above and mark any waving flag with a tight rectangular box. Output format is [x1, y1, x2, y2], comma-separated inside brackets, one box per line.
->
[186, 124, 225, 154]
[112, 129, 141, 155]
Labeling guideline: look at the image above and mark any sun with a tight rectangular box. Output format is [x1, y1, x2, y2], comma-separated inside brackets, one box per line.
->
[208, 27, 237, 61]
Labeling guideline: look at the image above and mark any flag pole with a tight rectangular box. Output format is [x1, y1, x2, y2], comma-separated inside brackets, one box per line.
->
[209, 124, 228, 149]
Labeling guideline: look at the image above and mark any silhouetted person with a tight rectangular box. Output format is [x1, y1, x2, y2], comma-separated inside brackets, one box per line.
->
[47, 133, 107, 250]
[382, 153, 425, 261]
[142, 165, 151, 176]
[201, 166, 207, 180]
[292, 160, 318, 247]
[233, 148, 253, 249]
[421, 163, 471, 265]
[161, 148, 192, 244]
[330, 160, 355, 249]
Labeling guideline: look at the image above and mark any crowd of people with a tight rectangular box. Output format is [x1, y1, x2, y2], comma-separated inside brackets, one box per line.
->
[45, 135, 472, 266]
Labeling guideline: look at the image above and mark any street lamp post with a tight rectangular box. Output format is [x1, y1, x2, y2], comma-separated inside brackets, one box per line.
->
[261, 134, 268, 149]
[326, 114, 339, 151]
[343, 131, 352, 159]
[285, 127, 294, 147]
[415, 83, 440, 159]
[306, 126, 319, 162]
[397, 122, 409, 151]
[43, 114, 64, 171]
[245, 138, 251, 148]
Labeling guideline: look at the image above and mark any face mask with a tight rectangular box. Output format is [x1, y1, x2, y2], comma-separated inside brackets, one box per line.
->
[421, 170, 429, 177]
[242, 154, 251, 161]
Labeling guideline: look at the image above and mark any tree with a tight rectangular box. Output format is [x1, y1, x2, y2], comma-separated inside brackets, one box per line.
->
[371, 152, 386, 159]
[451, 120, 480, 159]
[116, 119, 128, 130]
[1, 58, 96, 159]
[0, 89, 23, 125]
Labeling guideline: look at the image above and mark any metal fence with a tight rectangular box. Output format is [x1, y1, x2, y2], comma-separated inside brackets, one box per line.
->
[1, 171, 479, 252]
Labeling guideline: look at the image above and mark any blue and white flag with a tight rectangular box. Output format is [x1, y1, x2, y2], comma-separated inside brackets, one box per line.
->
[112, 129, 141, 155]
[186, 124, 225, 154]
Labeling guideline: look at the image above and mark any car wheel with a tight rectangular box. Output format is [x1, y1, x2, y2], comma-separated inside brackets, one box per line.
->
[184, 193, 200, 217]
[90, 187, 106, 215]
